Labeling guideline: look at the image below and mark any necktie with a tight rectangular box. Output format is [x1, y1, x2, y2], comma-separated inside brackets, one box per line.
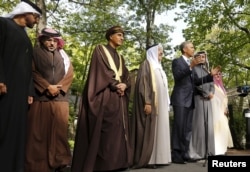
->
[187, 59, 190, 65]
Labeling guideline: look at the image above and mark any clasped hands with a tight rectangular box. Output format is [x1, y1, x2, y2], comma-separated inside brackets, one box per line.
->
[47, 84, 62, 97]
[116, 83, 127, 96]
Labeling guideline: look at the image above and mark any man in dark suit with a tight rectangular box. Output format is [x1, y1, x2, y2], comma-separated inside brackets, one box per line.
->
[170, 41, 199, 164]
[171, 42, 220, 164]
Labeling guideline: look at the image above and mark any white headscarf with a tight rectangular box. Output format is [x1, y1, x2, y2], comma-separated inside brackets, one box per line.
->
[4, 1, 42, 18]
[146, 43, 170, 112]
[59, 49, 71, 75]
[146, 44, 163, 70]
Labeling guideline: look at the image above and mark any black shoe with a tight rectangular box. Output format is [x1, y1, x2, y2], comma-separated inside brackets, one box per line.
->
[172, 159, 186, 164]
[186, 159, 197, 163]
[145, 164, 157, 169]
[102, 167, 130, 171]
[157, 163, 171, 167]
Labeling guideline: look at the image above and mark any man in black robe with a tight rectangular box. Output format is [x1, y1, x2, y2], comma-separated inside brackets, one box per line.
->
[71, 26, 131, 172]
[0, 0, 42, 171]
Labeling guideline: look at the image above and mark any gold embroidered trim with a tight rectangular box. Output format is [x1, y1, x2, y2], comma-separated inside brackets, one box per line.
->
[101, 45, 122, 82]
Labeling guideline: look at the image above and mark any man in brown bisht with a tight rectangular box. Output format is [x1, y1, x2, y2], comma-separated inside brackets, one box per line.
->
[25, 28, 74, 172]
[130, 44, 171, 169]
[71, 26, 131, 172]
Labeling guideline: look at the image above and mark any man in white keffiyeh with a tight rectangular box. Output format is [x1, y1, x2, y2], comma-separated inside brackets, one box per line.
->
[25, 28, 74, 172]
[4, 0, 42, 19]
[0, 0, 42, 171]
[131, 44, 171, 168]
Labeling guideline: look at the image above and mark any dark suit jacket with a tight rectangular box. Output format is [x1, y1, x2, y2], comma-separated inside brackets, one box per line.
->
[171, 56, 214, 108]
[171, 56, 194, 108]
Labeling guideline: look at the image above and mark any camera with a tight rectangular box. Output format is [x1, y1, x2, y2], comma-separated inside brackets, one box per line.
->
[237, 85, 250, 97]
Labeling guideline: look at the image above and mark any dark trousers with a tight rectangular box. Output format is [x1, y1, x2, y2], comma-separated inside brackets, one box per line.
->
[171, 106, 193, 161]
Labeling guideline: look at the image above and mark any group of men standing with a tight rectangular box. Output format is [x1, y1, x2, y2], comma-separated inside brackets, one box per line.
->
[171, 42, 222, 164]
[0, 0, 233, 172]
[1, 0, 73, 171]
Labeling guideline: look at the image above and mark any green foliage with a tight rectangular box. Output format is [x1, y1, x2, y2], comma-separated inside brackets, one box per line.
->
[230, 111, 246, 149]
[68, 139, 75, 151]
[178, 0, 250, 89]
[0, 0, 19, 14]
[228, 97, 247, 149]
[6, 0, 250, 150]
[0, 0, 176, 95]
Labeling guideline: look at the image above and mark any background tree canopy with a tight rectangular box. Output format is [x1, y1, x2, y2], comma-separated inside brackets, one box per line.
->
[2, 0, 250, 148]
[2, 0, 250, 108]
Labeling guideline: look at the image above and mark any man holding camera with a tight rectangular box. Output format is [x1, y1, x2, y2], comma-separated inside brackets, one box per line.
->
[171, 41, 220, 164]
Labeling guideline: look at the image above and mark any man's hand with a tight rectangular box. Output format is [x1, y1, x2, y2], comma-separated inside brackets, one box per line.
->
[28, 96, 33, 104]
[116, 83, 127, 96]
[0, 83, 7, 95]
[47, 85, 62, 97]
[208, 93, 214, 100]
[190, 56, 203, 68]
[144, 104, 152, 115]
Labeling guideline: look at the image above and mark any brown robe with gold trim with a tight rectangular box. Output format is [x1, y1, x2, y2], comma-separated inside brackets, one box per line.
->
[25, 47, 74, 172]
[71, 44, 131, 172]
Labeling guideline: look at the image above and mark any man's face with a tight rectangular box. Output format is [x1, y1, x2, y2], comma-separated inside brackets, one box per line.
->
[158, 47, 164, 61]
[42, 37, 58, 52]
[195, 53, 206, 64]
[184, 43, 195, 57]
[109, 32, 124, 48]
[25, 13, 40, 28]
[214, 72, 222, 80]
